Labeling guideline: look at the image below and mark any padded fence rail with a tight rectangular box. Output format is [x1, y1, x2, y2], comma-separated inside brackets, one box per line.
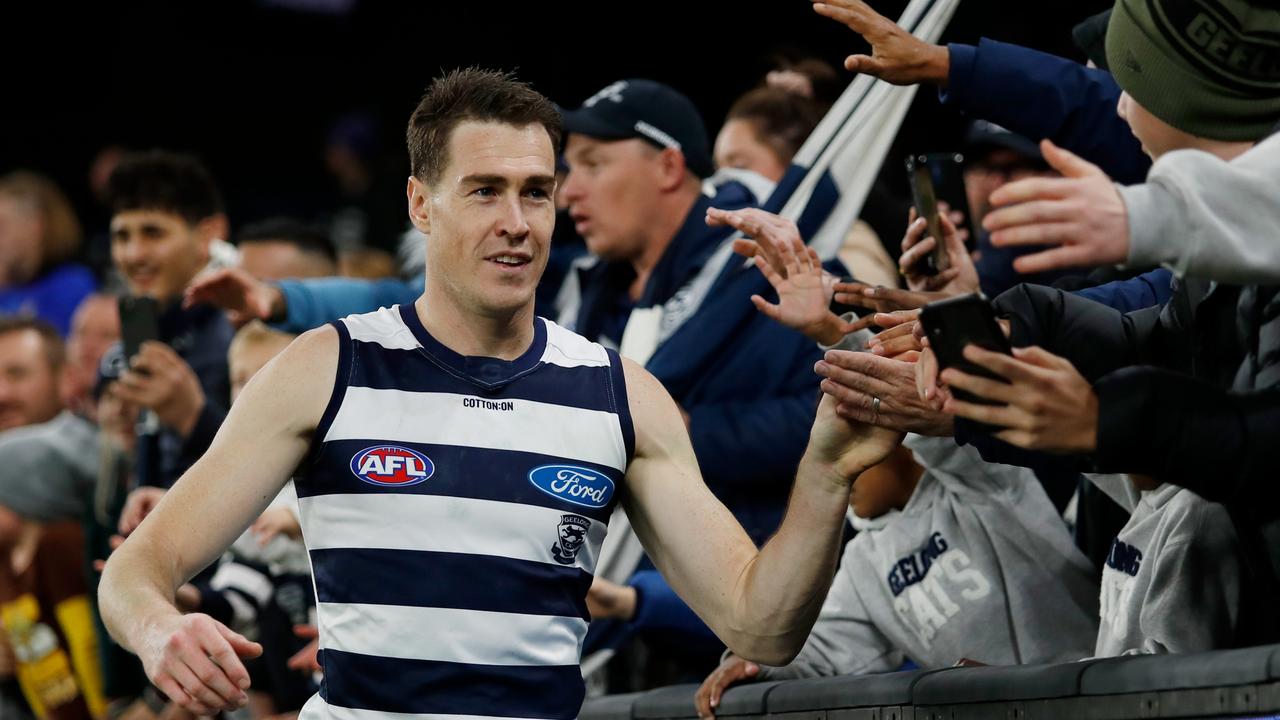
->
[581, 645, 1280, 720]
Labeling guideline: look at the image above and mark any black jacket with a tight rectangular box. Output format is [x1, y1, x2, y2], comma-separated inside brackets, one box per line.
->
[970, 279, 1280, 519]
[99, 301, 232, 488]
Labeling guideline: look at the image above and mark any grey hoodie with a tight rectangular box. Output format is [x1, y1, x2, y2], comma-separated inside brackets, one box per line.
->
[1086, 475, 1242, 656]
[1121, 131, 1279, 284]
[761, 436, 1099, 679]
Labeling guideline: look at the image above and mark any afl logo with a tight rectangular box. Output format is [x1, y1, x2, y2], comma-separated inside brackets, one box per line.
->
[350, 445, 434, 487]
[528, 465, 615, 509]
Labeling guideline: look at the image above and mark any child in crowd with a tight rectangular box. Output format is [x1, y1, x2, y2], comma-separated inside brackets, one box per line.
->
[696, 434, 1100, 716]
[1087, 474, 1245, 656]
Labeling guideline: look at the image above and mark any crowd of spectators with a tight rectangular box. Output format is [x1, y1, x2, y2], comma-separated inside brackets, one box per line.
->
[1, 0, 1277, 717]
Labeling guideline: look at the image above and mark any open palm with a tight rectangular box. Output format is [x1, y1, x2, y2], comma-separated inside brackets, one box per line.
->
[751, 248, 835, 336]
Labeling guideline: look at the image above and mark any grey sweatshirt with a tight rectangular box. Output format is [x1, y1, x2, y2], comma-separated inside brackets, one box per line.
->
[1121, 132, 1280, 284]
[0, 411, 98, 523]
[761, 436, 1099, 679]
[1086, 475, 1242, 656]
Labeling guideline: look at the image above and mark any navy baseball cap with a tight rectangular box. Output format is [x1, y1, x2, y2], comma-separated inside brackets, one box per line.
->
[561, 79, 716, 178]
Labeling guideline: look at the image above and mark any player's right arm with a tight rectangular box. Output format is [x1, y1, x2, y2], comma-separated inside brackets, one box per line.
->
[619, 359, 903, 666]
[98, 325, 338, 715]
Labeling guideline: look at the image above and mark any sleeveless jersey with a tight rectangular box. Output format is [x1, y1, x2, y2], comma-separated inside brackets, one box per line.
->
[295, 303, 634, 720]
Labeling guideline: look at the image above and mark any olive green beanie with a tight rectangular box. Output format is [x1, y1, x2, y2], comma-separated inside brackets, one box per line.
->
[1106, 0, 1280, 141]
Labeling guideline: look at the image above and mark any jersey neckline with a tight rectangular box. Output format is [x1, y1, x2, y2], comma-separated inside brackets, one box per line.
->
[397, 302, 547, 390]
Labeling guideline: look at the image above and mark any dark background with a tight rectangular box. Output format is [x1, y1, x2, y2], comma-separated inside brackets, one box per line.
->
[5, 0, 1110, 235]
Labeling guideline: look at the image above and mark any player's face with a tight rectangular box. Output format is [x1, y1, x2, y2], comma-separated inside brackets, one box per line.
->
[413, 121, 556, 317]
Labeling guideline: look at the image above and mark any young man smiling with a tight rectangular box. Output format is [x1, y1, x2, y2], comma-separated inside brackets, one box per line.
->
[102, 152, 235, 486]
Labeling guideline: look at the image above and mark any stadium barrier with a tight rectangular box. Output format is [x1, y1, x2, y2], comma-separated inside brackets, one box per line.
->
[581, 644, 1280, 719]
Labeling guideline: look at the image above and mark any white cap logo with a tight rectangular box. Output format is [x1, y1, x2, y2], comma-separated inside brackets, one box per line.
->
[583, 80, 628, 108]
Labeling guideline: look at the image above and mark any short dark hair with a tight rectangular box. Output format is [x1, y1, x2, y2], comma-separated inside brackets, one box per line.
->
[726, 87, 824, 167]
[0, 317, 65, 371]
[106, 150, 224, 226]
[237, 217, 337, 263]
[406, 68, 562, 186]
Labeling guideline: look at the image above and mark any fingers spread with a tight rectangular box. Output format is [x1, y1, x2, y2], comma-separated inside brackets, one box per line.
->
[749, 294, 784, 323]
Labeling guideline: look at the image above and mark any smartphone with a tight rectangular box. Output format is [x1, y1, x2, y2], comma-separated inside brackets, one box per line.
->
[918, 293, 1012, 409]
[118, 295, 161, 367]
[905, 154, 950, 277]
[921, 152, 976, 252]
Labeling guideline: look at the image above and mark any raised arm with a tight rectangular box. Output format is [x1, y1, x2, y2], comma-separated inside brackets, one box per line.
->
[985, 135, 1280, 282]
[620, 358, 901, 664]
[811, 0, 1149, 181]
[184, 266, 421, 333]
[98, 326, 337, 715]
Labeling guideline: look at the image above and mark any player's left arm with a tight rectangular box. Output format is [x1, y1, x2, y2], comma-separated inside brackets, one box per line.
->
[619, 358, 901, 665]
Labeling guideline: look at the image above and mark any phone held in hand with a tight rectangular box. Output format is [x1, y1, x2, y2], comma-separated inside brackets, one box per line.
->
[919, 152, 975, 251]
[118, 295, 161, 368]
[906, 154, 951, 277]
[919, 294, 1012, 431]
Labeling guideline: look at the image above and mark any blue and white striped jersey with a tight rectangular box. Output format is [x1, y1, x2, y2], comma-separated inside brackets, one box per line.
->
[295, 303, 634, 720]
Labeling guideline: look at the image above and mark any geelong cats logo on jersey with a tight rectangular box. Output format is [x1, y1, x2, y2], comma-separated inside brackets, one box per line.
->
[528, 465, 615, 509]
[350, 445, 435, 487]
[552, 514, 591, 565]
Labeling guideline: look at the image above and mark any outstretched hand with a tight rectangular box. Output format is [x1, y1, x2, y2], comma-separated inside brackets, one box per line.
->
[983, 140, 1130, 274]
[710, 206, 859, 345]
[184, 267, 285, 327]
[811, 0, 951, 86]
[867, 310, 924, 361]
[816, 350, 952, 436]
[832, 281, 950, 316]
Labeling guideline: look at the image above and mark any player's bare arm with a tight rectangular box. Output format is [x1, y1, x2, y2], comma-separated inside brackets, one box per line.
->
[620, 358, 902, 665]
[98, 325, 337, 715]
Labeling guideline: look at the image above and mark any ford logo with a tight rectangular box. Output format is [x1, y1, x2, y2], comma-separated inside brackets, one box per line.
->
[528, 465, 615, 509]
[350, 445, 435, 487]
